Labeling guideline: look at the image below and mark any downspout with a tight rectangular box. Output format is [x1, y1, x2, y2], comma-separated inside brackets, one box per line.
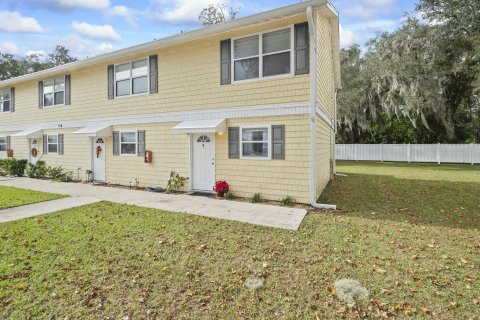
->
[307, 6, 337, 210]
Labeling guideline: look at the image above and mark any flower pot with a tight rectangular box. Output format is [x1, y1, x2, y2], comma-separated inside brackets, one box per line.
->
[217, 192, 225, 198]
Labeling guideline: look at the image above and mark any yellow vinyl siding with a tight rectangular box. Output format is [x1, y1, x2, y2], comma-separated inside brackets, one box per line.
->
[315, 11, 336, 199]
[2, 15, 309, 127]
[316, 12, 335, 119]
[105, 123, 190, 189]
[217, 115, 311, 203]
[39, 129, 91, 178]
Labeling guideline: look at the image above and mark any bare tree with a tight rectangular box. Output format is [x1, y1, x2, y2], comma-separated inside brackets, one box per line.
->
[199, 3, 240, 26]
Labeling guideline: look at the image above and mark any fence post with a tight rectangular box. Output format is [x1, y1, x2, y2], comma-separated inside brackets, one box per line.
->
[407, 143, 411, 163]
[355, 144, 358, 162]
[437, 143, 441, 164]
[472, 144, 475, 165]
[381, 143, 383, 162]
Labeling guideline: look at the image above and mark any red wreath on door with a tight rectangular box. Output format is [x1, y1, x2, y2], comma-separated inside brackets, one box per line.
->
[96, 145, 102, 158]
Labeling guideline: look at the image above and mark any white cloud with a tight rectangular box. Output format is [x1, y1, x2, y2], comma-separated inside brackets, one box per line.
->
[55, 34, 115, 58]
[72, 21, 121, 41]
[0, 41, 20, 54]
[40, 0, 110, 10]
[343, 0, 397, 19]
[339, 25, 359, 48]
[108, 5, 138, 27]
[25, 50, 46, 57]
[0, 11, 44, 33]
[149, 0, 226, 22]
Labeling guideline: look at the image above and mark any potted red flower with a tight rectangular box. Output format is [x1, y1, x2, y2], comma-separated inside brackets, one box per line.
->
[213, 180, 229, 197]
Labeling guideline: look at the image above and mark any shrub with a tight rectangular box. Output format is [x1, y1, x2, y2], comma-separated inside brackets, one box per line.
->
[0, 158, 27, 176]
[224, 191, 235, 200]
[26, 161, 48, 179]
[251, 193, 262, 203]
[47, 166, 75, 182]
[280, 195, 295, 206]
[166, 171, 188, 193]
[213, 180, 229, 197]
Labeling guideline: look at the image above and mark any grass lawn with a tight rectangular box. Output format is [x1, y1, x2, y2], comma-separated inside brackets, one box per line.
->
[0, 185, 66, 210]
[1, 162, 479, 319]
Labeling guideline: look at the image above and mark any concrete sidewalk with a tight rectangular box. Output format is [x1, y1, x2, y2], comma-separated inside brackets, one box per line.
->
[0, 178, 307, 230]
[0, 197, 100, 223]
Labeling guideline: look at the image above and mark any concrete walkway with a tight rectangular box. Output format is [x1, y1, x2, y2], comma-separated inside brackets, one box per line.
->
[0, 196, 99, 223]
[0, 178, 307, 230]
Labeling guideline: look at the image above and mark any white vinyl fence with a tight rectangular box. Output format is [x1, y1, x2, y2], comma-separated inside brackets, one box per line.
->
[336, 144, 480, 164]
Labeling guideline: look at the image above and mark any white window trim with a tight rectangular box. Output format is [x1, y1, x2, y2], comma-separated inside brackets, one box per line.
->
[231, 25, 295, 84]
[239, 125, 272, 160]
[114, 58, 150, 99]
[119, 130, 138, 156]
[43, 76, 66, 108]
[46, 134, 59, 154]
[0, 137, 7, 152]
[0, 88, 11, 113]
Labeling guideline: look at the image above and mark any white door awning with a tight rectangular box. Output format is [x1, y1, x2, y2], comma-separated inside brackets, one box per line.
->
[11, 128, 43, 139]
[74, 125, 112, 137]
[172, 119, 226, 134]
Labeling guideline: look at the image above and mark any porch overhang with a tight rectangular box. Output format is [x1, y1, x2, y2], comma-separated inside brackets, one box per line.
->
[74, 125, 112, 137]
[172, 119, 226, 134]
[11, 128, 43, 139]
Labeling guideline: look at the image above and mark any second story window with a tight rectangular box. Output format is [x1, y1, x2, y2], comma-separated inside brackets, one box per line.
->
[115, 58, 149, 97]
[0, 89, 11, 112]
[233, 27, 293, 82]
[43, 77, 65, 107]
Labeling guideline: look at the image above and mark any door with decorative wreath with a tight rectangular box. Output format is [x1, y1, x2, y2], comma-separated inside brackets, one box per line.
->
[93, 137, 106, 181]
[30, 139, 39, 165]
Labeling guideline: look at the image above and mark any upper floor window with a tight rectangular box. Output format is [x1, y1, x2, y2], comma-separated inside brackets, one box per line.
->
[0, 137, 7, 151]
[233, 27, 293, 82]
[115, 58, 149, 97]
[44, 77, 65, 107]
[0, 89, 11, 112]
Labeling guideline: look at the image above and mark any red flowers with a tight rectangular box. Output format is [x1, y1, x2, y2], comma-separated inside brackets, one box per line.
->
[213, 180, 229, 197]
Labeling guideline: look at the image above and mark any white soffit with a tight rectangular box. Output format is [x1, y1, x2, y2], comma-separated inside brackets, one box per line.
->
[172, 119, 226, 134]
[11, 128, 43, 139]
[74, 125, 112, 137]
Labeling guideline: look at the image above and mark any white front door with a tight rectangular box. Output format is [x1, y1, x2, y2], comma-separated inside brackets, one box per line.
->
[93, 137, 106, 181]
[31, 139, 39, 165]
[192, 133, 215, 191]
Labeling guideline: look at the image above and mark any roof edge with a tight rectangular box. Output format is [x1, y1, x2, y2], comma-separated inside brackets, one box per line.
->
[0, 0, 330, 87]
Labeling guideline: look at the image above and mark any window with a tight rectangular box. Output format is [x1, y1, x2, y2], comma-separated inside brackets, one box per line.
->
[120, 132, 137, 155]
[0, 89, 11, 112]
[47, 135, 58, 154]
[0, 137, 7, 151]
[241, 127, 270, 158]
[44, 77, 65, 107]
[233, 27, 292, 82]
[115, 58, 148, 97]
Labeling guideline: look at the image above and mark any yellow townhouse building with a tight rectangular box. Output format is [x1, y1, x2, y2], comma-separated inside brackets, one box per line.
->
[0, 0, 340, 205]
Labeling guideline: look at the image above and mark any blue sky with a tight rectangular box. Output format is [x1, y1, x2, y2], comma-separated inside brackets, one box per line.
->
[0, 0, 417, 58]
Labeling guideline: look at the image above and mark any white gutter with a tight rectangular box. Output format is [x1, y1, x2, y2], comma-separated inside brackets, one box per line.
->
[307, 6, 337, 210]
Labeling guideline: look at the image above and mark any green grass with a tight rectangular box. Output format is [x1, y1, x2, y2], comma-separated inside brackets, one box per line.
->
[0, 186, 66, 209]
[0, 162, 479, 319]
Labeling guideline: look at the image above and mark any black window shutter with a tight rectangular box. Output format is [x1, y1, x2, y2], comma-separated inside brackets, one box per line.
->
[65, 75, 71, 105]
[220, 39, 231, 85]
[58, 134, 64, 155]
[137, 130, 145, 156]
[272, 125, 285, 160]
[228, 127, 239, 159]
[10, 87, 15, 112]
[113, 131, 119, 156]
[107, 65, 115, 99]
[43, 134, 48, 153]
[294, 22, 309, 75]
[6, 136, 11, 150]
[38, 81, 44, 109]
[149, 55, 158, 94]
